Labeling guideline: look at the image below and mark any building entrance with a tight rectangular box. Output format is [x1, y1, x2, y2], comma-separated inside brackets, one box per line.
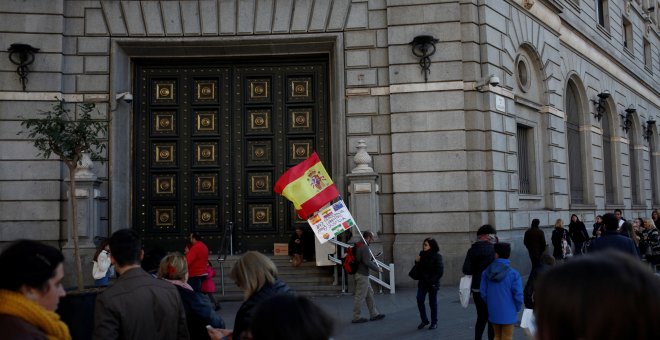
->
[133, 58, 330, 254]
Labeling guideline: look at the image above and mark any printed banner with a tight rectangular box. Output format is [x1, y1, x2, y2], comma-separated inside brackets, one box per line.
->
[307, 199, 356, 244]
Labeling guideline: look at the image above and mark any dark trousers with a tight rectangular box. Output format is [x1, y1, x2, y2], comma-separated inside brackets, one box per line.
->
[416, 286, 438, 324]
[473, 291, 494, 340]
[187, 275, 206, 292]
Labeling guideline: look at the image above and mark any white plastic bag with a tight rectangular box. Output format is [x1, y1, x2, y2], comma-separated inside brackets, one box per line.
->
[520, 308, 536, 335]
[459, 275, 472, 308]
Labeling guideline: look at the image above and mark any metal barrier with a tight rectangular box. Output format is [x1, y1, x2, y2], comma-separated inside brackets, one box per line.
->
[327, 238, 395, 294]
[216, 221, 233, 296]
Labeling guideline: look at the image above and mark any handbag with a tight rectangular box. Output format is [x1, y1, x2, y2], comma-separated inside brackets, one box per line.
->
[408, 264, 421, 280]
[520, 308, 536, 335]
[459, 275, 472, 308]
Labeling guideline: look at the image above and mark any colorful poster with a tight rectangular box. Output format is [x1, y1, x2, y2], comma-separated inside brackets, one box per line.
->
[307, 199, 356, 244]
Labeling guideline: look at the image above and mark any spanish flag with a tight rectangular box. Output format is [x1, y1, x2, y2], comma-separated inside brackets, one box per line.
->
[274, 152, 340, 219]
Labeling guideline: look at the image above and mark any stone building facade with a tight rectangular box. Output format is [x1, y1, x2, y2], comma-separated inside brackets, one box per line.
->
[1, 0, 658, 287]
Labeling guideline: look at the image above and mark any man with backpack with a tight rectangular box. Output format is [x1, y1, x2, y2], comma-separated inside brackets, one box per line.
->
[351, 231, 386, 323]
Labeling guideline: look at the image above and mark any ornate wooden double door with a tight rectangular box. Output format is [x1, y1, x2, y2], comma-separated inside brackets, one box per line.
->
[134, 58, 329, 254]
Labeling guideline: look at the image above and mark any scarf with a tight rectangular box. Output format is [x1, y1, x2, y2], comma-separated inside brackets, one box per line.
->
[164, 278, 194, 291]
[0, 289, 71, 340]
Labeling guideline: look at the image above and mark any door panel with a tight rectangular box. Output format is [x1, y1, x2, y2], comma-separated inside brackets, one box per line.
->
[134, 60, 329, 254]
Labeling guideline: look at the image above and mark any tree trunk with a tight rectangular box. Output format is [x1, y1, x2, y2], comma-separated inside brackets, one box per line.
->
[68, 163, 84, 291]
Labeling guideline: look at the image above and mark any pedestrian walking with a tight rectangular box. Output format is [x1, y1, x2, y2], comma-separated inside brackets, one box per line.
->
[351, 231, 386, 324]
[186, 233, 209, 292]
[462, 224, 497, 340]
[523, 219, 545, 267]
[480, 243, 523, 340]
[568, 214, 589, 255]
[551, 219, 571, 260]
[413, 238, 443, 330]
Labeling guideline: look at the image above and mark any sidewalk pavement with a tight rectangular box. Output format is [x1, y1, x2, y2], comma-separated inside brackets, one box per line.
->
[216, 285, 529, 340]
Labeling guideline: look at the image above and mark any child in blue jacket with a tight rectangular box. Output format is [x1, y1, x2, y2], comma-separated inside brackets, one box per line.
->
[480, 242, 523, 340]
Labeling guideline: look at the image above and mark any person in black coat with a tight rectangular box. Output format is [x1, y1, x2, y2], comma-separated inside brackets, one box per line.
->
[462, 224, 497, 340]
[414, 237, 444, 330]
[551, 219, 571, 260]
[592, 215, 604, 237]
[524, 219, 546, 267]
[207, 251, 293, 340]
[523, 254, 555, 310]
[288, 227, 305, 264]
[568, 214, 589, 255]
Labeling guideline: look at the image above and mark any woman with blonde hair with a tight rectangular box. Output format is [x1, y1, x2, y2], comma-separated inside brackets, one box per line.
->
[208, 251, 292, 340]
[158, 252, 225, 340]
[640, 219, 660, 257]
[551, 219, 571, 260]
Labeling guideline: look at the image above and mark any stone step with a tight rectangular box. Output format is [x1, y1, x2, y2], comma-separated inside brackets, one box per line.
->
[210, 254, 341, 301]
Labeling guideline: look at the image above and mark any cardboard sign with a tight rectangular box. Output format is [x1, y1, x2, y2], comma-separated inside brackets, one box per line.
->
[273, 243, 288, 256]
[307, 199, 355, 244]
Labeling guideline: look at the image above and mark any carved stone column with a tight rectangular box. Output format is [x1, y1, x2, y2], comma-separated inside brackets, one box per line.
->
[347, 140, 381, 245]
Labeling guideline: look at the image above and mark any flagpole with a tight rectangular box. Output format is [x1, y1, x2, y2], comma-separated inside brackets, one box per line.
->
[352, 221, 379, 266]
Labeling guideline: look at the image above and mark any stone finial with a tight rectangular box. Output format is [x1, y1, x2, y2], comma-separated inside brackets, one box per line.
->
[352, 139, 373, 173]
[75, 151, 97, 180]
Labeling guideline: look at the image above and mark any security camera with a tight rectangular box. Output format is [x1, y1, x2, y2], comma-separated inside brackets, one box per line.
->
[116, 92, 133, 103]
[489, 75, 500, 87]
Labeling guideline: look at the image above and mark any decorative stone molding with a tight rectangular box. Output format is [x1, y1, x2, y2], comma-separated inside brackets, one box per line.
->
[76, 151, 97, 180]
[523, 0, 535, 10]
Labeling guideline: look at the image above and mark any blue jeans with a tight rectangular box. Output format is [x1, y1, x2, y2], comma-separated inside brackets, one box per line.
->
[416, 285, 438, 324]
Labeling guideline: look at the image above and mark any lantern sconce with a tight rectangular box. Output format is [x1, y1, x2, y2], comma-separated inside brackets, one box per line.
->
[7, 43, 40, 91]
[621, 105, 636, 134]
[409, 35, 439, 83]
[643, 119, 656, 142]
[590, 91, 610, 122]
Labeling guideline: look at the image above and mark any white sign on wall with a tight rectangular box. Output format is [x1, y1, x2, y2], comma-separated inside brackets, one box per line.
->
[496, 95, 506, 112]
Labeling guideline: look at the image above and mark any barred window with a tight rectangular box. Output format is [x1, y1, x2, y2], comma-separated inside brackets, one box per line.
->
[517, 124, 536, 194]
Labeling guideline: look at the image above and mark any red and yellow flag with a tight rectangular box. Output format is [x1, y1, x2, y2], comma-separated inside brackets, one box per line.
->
[274, 152, 339, 219]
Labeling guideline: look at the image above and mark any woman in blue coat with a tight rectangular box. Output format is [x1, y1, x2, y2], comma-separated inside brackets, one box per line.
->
[414, 237, 444, 330]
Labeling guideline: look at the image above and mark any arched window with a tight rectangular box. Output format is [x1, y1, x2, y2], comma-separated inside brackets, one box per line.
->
[602, 110, 616, 204]
[566, 81, 585, 204]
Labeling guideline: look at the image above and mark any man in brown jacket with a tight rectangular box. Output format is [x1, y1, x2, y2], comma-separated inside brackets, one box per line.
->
[93, 229, 189, 340]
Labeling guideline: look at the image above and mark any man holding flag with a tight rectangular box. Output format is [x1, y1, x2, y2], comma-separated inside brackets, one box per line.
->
[275, 152, 385, 324]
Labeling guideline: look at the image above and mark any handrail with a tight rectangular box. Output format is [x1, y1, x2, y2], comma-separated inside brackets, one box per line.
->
[216, 221, 233, 295]
[327, 238, 395, 294]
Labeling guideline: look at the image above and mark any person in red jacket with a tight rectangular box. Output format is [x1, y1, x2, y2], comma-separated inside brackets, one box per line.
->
[201, 261, 220, 310]
[186, 233, 209, 292]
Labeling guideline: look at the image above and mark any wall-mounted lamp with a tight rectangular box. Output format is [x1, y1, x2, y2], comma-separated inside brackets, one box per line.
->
[590, 91, 610, 122]
[409, 35, 439, 82]
[643, 119, 656, 141]
[7, 43, 40, 91]
[621, 105, 636, 134]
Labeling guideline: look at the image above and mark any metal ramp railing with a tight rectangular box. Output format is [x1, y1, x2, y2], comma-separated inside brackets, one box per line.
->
[327, 238, 395, 294]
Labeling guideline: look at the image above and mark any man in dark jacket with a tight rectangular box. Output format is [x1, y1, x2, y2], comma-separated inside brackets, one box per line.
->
[351, 231, 385, 323]
[463, 224, 497, 340]
[523, 219, 546, 267]
[588, 213, 639, 257]
[94, 229, 189, 340]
